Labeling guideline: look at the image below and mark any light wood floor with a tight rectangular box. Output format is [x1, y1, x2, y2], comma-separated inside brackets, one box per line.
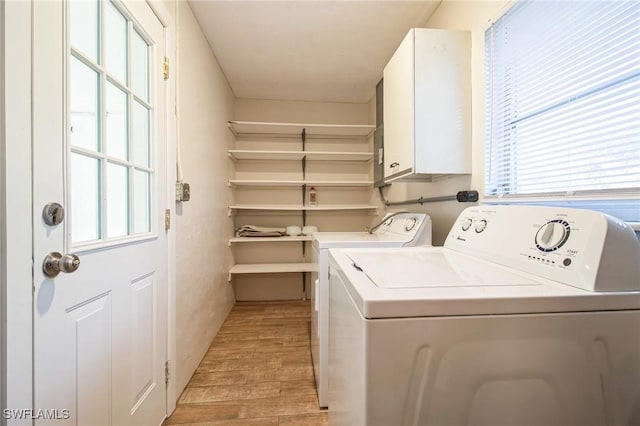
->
[164, 301, 328, 426]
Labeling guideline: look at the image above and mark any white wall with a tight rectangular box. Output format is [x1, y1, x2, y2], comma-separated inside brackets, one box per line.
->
[173, 1, 236, 396]
[378, 0, 509, 245]
[235, 99, 370, 124]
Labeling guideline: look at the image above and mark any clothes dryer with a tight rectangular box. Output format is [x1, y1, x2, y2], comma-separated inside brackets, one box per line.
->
[311, 212, 431, 407]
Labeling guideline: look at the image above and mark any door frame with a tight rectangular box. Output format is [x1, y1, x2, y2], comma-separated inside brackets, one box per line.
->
[0, 0, 4, 414]
[1, 1, 34, 420]
[0, 0, 178, 419]
[146, 0, 178, 414]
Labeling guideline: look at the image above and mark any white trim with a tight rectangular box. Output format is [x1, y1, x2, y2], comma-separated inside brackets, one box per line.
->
[0, 0, 5, 412]
[2, 1, 33, 422]
[148, 0, 178, 415]
[481, 190, 640, 204]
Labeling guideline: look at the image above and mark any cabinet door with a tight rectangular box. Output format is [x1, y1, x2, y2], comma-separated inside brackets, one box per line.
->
[383, 30, 415, 181]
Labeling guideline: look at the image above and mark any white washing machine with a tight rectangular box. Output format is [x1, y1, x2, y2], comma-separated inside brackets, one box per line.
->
[310, 212, 432, 407]
[329, 205, 640, 426]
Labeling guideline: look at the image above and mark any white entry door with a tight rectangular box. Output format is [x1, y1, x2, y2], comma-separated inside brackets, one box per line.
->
[32, 1, 168, 424]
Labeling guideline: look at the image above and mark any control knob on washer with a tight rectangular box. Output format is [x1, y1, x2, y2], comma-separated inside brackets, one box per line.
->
[535, 220, 570, 252]
[474, 219, 487, 233]
[461, 218, 473, 231]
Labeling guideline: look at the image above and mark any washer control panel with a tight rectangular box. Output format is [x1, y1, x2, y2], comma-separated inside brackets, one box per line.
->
[446, 205, 640, 292]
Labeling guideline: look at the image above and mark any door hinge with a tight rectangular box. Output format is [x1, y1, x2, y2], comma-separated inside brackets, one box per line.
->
[165, 209, 171, 231]
[165, 360, 170, 384]
[163, 56, 169, 80]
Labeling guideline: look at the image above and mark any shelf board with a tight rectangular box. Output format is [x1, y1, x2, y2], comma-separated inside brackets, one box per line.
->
[229, 262, 318, 275]
[229, 204, 378, 212]
[228, 150, 373, 162]
[229, 150, 304, 161]
[228, 121, 375, 139]
[229, 235, 312, 243]
[306, 151, 373, 161]
[229, 180, 373, 187]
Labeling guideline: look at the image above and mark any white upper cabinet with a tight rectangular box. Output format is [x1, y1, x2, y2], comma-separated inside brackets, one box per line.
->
[383, 28, 471, 182]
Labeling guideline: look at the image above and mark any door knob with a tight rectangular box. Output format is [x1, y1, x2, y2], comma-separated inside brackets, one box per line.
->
[42, 252, 80, 278]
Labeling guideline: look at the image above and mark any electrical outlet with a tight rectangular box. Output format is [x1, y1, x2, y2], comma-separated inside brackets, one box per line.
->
[176, 181, 191, 202]
[456, 190, 479, 202]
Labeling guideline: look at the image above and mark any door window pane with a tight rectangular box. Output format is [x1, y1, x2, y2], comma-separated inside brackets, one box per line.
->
[70, 57, 99, 151]
[69, 1, 156, 245]
[71, 153, 100, 243]
[132, 101, 150, 166]
[105, 1, 127, 84]
[133, 170, 150, 233]
[132, 31, 149, 101]
[106, 82, 128, 160]
[106, 163, 129, 237]
[70, 0, 99, 62]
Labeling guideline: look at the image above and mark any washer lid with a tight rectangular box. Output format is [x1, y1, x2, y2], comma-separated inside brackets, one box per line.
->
[348, 251, 539, 289]
[331, 247, 640, 319]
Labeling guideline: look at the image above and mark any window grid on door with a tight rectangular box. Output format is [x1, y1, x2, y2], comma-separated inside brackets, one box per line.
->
[69, 0, 154, 245]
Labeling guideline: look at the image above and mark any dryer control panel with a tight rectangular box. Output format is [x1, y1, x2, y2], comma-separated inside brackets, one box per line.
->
[445, 205, 640, 292]
[375, 213, 430, 241]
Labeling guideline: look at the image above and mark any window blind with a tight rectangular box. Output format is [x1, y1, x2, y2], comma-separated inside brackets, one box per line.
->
[484, 0, 640, 200]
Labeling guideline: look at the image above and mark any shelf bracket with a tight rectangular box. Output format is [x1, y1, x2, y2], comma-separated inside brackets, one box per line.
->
[302, 156, 306, 180]
[302, 205, 307, 257]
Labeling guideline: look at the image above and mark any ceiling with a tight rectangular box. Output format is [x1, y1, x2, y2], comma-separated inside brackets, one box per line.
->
[188, 1, 442, 104]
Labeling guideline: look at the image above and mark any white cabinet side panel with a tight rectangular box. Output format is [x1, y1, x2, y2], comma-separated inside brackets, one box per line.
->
[414, 29, 471, 174]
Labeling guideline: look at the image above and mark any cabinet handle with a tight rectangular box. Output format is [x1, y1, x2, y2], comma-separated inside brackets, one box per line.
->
[390, 162, 399, 168]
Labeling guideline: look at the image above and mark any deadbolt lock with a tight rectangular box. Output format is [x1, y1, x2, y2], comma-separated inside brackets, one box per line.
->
[43, 202, 65, 226]
[43, 252, 80, 278]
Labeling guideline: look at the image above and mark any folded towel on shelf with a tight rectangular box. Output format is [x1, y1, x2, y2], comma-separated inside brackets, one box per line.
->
[236, 225, 286, 237]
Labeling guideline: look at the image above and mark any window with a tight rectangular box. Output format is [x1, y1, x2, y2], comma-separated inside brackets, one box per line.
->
[484, 0, 639, 221]
[69, 0, 153, 244]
